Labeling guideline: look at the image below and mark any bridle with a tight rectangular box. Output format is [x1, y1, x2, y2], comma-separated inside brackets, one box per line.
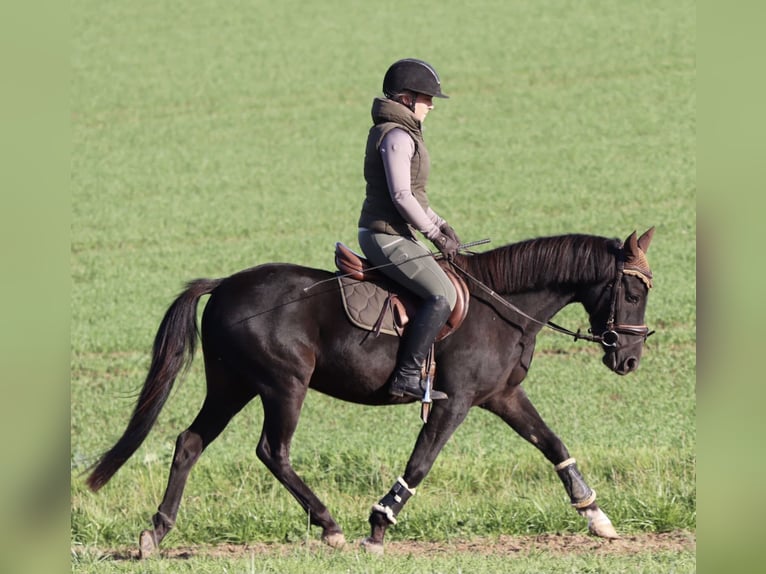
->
[588, 259, 655, 348]
[450, 256, 655, 350]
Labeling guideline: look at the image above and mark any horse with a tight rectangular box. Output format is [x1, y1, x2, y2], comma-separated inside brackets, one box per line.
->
[85, 228, 655, 557]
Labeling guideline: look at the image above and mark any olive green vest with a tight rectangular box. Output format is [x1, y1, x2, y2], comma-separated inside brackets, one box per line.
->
[358, 98, 431, 237]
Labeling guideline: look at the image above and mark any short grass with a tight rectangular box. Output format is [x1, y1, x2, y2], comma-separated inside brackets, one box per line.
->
[70, 544, 696, 574]
[71, 0, 695, 572]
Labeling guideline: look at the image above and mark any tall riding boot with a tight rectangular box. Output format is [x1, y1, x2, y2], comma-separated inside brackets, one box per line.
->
[389, 295, 451, 400]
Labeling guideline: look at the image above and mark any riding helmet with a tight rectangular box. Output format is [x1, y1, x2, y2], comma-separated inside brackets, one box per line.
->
[382, 58, 449, 99]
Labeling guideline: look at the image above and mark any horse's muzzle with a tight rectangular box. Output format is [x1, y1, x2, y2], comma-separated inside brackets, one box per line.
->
[602, 351, 640, 375]
[599, 323, 653, 374]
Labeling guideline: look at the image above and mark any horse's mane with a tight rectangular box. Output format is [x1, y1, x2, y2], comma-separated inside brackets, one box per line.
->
[455, 234, 621, 293]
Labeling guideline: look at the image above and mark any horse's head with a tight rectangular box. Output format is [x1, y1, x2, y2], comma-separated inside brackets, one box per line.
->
[586, 228, 655, 375]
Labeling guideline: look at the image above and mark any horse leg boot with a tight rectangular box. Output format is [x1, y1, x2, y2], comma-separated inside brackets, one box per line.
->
[362, 476, 416, 554]
[555, 457, 619, 539]
[388, 295, 451, 400]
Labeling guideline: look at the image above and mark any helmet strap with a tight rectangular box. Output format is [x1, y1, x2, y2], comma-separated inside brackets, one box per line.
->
[400, 91, 416, 113]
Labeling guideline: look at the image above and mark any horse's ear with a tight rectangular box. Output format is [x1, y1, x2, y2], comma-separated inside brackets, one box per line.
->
[637, 226, 655, 253]
[623, 228, 653, 280]
[624, 230, 639, 256]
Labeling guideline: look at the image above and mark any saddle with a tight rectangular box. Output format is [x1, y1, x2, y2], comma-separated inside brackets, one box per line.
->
[334, 242, 469, 340]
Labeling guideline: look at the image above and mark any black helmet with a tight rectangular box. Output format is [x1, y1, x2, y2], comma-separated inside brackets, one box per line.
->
[382, 58, 449, 99]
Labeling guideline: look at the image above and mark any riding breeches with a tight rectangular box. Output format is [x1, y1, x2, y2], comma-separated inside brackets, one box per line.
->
[357, 228, 458, 310]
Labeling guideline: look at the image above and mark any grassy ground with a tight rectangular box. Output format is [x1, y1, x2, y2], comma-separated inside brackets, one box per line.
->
[71, 0, 695, 571]
[71, 533, 696, 574]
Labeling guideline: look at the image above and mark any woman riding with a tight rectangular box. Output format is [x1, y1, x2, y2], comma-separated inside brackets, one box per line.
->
[357, 58, 461, 401]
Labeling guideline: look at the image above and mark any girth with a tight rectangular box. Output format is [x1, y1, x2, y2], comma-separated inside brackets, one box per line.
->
[334, 242, 469, 341]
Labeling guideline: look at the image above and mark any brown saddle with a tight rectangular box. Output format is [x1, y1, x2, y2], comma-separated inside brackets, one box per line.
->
[334, 242, 469, 341]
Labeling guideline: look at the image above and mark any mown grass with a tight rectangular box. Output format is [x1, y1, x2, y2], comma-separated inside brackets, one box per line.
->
[72, 0, 695, 571]
[71, 545, 696, 574]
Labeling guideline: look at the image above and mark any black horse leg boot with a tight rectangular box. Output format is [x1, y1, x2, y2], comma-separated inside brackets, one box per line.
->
[388, 295, 451, 400]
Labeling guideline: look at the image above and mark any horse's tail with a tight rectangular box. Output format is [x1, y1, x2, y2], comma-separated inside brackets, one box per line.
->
[86, 278, 223, 492]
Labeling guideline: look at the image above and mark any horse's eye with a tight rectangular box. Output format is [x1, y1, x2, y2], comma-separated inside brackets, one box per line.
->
[626, 295, 639, 304]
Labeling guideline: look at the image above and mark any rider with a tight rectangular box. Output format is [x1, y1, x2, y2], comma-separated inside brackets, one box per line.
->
[357, 58, 461, 401]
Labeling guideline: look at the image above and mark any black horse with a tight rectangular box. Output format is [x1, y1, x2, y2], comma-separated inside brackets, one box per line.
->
[86, 228, 655, 557]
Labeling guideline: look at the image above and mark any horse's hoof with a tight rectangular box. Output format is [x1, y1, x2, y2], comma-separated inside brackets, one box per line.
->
[322, 531, 346, 548]
[589, 515, 620, 539]
[360, 537, 385, 555]
[139, 530, 158, 559]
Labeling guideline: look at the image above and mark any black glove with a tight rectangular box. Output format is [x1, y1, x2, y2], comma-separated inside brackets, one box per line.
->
[440, 223, 461, 245]
[432, 231, 460, 261]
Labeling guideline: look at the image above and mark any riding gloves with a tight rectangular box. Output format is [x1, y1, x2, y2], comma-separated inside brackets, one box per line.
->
[440, 223, 461, 245]
[432, 232, 460, 261]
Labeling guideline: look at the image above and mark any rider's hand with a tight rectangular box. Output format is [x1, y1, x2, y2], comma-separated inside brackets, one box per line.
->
[440, 223, 461, 246]
[432, 232, 460, 261]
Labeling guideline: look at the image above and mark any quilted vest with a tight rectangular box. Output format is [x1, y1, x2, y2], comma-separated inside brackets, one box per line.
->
[358, 97, 431, 237]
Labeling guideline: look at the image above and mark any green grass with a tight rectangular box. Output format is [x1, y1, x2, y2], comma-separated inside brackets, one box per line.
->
[71, 0, 695, 571]
[70, 546, 696, 574]
[71, 543, 696, 574]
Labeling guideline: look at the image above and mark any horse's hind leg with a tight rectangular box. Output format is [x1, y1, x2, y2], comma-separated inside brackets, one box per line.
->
[139, 381, 254, 558]
[256, 390, 346, 548]
[482, 385, 619, 539]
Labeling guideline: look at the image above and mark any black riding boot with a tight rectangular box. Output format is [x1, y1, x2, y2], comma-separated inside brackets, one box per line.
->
[389, 295, 451, 400]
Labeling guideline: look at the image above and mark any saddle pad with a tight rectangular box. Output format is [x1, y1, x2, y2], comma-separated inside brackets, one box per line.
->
[337, 276, 403, 337]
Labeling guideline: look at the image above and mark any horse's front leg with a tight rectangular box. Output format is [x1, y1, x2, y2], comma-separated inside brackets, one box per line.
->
[362, 401, 470, 554]
[482, 385, 619, 539]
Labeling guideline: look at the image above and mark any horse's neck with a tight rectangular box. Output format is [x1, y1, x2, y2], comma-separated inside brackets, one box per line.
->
[503, 287, 576, 331]
[462, 235, 613, 329]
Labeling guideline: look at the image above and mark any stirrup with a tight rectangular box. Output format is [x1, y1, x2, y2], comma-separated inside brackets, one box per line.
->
[390, 378, 448, 400]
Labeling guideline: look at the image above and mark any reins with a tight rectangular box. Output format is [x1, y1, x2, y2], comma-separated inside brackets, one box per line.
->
[307, 236, 653, 349]
[448, 260, 601, 342]
[450, 255, 654, 348]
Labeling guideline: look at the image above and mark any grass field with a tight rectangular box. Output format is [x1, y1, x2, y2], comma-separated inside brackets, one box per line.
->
[71, 0, 695, 571]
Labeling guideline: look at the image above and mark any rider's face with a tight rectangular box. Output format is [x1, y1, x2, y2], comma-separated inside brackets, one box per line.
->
[411, 93, 434, 122]
[401, 92, 434, 122]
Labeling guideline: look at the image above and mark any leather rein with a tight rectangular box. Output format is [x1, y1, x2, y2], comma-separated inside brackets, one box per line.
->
[450, 257, 655, 349]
